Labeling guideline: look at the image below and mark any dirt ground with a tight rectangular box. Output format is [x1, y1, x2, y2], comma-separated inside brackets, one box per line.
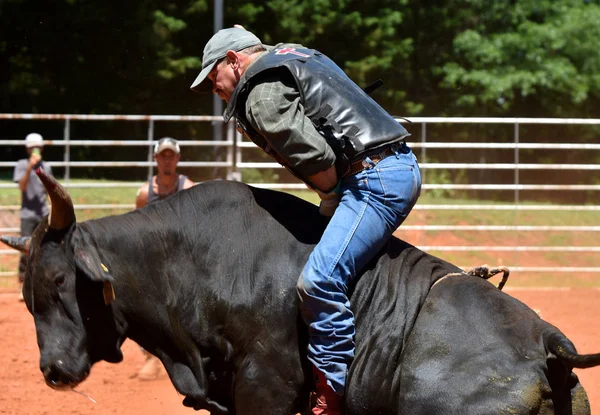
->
[1, 288, 598, 415]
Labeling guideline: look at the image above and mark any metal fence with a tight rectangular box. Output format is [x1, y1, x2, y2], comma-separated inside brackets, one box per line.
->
[0, 114, 599, 277]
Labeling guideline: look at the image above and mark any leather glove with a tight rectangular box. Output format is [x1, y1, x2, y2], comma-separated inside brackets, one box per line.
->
[316, 181, 341, 217]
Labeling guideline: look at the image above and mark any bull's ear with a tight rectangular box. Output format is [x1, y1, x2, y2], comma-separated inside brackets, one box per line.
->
[1, 236, 31, 255]
[73, 246, 116, 306]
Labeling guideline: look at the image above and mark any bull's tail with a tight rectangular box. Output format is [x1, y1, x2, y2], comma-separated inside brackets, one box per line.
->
[545, 330, 600, 369]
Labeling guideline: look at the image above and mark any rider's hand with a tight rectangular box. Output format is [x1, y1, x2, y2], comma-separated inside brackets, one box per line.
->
[319, 197, 340, 217]
[316, 181, 341, 217]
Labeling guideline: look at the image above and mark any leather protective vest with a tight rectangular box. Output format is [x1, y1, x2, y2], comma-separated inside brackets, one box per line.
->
[224, 46, 410, 170]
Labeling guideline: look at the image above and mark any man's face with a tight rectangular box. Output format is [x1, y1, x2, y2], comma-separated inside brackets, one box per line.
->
[208, 55, 239, 103]
[154, 150, 180, 176]
[27, 146, 43, 156]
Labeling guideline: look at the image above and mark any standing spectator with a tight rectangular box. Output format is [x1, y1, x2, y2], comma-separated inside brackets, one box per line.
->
[135, 137, 195, 209]
[13, 133, 52, 301]
[134, 136, 194, 380]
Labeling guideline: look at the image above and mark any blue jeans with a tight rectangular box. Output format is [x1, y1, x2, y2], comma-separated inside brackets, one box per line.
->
[297, 143, 421, 395]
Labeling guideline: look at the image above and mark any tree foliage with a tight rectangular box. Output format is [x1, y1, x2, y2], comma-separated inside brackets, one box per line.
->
[2, 0, 600, 118]
[440, 0, 600, 116]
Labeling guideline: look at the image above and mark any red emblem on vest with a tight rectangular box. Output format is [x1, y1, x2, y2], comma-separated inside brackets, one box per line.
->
[275, 47, 310, 58]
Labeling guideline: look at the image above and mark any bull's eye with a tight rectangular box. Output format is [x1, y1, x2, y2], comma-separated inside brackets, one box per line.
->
[55, 275, 65, 287]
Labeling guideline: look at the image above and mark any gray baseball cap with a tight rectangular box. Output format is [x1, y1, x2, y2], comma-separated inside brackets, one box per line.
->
[190, 27, 262, 93]
[154, 137, 180, 154]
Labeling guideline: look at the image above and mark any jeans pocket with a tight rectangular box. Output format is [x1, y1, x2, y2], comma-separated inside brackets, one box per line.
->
[376, 160, 420, 215]
[378, 151, 415, 171]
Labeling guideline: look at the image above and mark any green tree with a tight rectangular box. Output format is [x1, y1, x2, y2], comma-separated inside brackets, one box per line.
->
[440, 0, 600, 117]
[0, 0, 211, 115]
[4, 0, 600, 122]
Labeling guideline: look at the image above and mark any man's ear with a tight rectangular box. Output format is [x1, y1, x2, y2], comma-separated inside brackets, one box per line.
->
[226, 50, 240, 68]
[72, 230, 115, 305]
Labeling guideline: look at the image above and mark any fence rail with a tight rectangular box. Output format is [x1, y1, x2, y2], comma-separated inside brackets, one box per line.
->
[237, 161, 600, 171]
[1, 114, 598, 278]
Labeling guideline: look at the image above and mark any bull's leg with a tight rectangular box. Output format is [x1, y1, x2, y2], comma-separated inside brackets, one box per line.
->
[543, 362, 591, 415]
[233, 355, 307, 415]
[159, 351, 230, 415]
[569, 383, 592, 415]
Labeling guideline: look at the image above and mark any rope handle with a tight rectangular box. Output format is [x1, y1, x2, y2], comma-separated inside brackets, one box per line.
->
[438, 265, 510, 290]
[466, 265, 510, 290]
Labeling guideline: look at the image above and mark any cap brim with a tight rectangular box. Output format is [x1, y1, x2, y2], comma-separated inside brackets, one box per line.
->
[156, 145, 180, 154]
[190, 61, 217, 93]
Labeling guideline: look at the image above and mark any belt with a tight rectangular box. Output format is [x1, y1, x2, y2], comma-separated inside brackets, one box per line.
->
[341, 145, 397, 178]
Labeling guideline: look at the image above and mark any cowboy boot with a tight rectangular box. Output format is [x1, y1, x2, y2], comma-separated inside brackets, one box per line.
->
[312, 366, 343, 415]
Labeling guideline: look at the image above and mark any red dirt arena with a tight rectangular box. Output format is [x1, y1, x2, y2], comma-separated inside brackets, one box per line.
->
[1, 288, 599, 415]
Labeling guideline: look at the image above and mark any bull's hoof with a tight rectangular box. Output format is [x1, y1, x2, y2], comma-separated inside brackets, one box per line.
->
[182, 396, 198, 408]
[182, 396, 230, 414]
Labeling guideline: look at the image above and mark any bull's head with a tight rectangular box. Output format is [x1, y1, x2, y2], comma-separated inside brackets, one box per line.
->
[1, 169, 123, 390]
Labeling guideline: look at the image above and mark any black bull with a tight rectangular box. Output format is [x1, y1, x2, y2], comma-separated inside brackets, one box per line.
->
[2, 170, 600, 415]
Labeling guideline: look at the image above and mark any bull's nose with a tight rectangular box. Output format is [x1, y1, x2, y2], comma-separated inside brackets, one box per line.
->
[42, 360, 79, 389]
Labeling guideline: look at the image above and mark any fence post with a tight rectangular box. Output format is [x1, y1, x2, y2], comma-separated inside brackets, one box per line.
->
[421, 122, 427, 187]
[225, 121, 237, 180]
[147, 119, 154, 182]
[63, 117, 71, 184]
[514, 121, 520, 269]
[420, 122, 427, 249]
[234, 128, 243, 181]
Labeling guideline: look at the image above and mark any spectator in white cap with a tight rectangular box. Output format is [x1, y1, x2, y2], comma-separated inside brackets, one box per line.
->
[135, 137, 195, 209]
[13, 133, 53, 301]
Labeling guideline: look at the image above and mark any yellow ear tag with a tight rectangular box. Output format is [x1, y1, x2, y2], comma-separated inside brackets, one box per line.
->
[100, 263, 115, 305]
[103, 281, 115, 305]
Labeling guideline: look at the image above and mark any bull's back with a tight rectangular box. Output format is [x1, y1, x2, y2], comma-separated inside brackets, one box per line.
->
[84, 181, 323, 341]
[95, 180, 325, 278]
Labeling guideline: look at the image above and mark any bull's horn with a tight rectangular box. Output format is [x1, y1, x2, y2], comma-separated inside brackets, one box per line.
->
[36, 168, 75, 230]
[1, 236, 31, 254]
